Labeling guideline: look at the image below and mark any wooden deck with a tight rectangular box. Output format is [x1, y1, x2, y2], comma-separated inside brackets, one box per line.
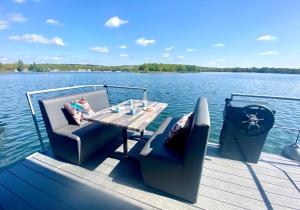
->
[0, 137, 299, 210]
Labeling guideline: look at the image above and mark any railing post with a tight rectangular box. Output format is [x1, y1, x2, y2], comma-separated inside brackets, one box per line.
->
[143, 89, 147, 101]
[296, 130, 300, 145]
[104, 85, 111, 105]
[26, 93, 46, 152]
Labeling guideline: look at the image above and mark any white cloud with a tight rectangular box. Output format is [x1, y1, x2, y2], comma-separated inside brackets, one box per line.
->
[119, 45, 127, 49]
[208, 58, 225, 66]
[45, 56, 64, 61]
[120, 54, 128, 57]
[0, 13, 27, 30]
[8, 13, 27, 22]
[105, 16, 128, 28]
[136, 38, 155, 46]
[51, 37, 66, 46]
[212, 43, 225, 48]
[258, 51, 279, 56]
[165, 46, 175, 51]
[0, 20, 9, 30]
[145, 57, 154, 60]
[186, 48, 197, 52]
[161, 53, 170, 58]
[177, 55, 184, 59]
[0, 57, 8, 62]
[256, 35, 277, 41]
[46, 19, 63, 26]
[9, 34, 66, 46]
[90, 46, 109, 53]
[13, 0, 26, 3]
[208, 60, 217, 66]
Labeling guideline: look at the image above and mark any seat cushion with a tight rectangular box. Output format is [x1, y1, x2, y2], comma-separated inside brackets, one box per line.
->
[140, 117, 182, 163]
[164, 112, 194, 154]
[55, 122, 122, 163]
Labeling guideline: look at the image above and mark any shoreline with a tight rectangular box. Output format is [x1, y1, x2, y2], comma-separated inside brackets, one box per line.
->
[1, 63, 300, 74]
[1, 70, 300, 75]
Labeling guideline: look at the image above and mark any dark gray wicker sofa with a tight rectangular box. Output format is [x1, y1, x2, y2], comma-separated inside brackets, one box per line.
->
[139, 97, 210, 203]
[39, 89, 122, 165]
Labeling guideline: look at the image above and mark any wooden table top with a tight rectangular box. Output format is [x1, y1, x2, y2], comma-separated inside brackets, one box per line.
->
[85, 100, 168, 132]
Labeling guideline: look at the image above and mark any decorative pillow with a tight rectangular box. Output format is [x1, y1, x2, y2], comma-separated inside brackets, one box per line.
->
[164, 112, 194, 154]
[63, 98, 95, 125]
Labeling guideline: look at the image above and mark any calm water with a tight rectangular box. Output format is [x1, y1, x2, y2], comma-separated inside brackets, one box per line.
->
[1, 72, 300, 168]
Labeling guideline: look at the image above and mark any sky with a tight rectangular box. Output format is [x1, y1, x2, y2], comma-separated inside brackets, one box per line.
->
[0, 0, 300, 68]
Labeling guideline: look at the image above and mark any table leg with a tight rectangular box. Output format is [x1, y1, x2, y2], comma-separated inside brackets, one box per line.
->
[123, 128, 128, 156]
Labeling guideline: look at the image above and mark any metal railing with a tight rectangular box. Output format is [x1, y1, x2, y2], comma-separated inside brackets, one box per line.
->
[230, 93, 300, 144]
[231, 93, 300, 102]
[26, 84, 147, 152]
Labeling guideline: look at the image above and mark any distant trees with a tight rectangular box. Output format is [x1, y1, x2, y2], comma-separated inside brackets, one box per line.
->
[0, 61, 300, 74]
[16, 60, 24, 72]
[28, 62, 44, 72]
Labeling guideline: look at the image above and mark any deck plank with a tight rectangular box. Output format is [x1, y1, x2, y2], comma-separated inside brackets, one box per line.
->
[0, 171, 70, 210]
[204, 161, 300, 189]
[20, 160, 155, 210]
[202, 168, 300, 199]
[30, 153, 201, 210]
[0, 183, 34, 210]
[206, 144, 300, 175]
[86, 149, 300, 209]
[8, 164, 136, 210]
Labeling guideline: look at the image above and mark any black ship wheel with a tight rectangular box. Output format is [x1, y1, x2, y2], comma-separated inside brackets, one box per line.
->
[235, 105, 275, 136]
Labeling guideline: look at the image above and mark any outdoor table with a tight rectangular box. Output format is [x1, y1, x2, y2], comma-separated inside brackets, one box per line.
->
[85, 99, 168, 156]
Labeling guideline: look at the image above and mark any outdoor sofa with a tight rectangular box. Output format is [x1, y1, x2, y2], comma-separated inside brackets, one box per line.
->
[139, 97, 210, 203]
[39, 89, 122, 165]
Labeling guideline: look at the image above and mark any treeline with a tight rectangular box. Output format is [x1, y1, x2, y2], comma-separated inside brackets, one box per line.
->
[138, 63, 300, 74]
[1, 62, 300, 74]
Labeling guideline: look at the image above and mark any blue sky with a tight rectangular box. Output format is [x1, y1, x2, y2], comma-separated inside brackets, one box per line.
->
[0, 0, 300, 67]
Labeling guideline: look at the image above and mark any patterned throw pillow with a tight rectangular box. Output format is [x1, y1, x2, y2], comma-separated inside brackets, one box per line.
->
[64, 98, 95, 125]
[164, 112, 194, 154]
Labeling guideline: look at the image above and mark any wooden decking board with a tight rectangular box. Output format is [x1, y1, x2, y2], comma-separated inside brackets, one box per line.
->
[196, 194, 246, 210]
[207, 145, 300, 176]
[87, 157, 239, 210]
[28, 154, 168, 209]
[31, 146, 295, 210]
[22, 158, 158, 210]
[207, 144, 300, 174]
[200, 179, 298, 209]
[78, 151, 300, 209]
[8, 164, 112, 210]
[0, 171, 70, 210]
[202, 169, 300, 200]
[204, 155, 300, 180]
[85, 142, 299, 209]
[31, 154, 201, 210]
[23, 161, 156, 210]
[1, 140, 300, 210]
[203, 162, 300, 188]
[0, 182, 34, 210]
[203, 163, 299, 190]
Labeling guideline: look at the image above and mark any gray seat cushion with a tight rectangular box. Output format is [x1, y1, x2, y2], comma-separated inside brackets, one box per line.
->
[140, 117, 182, 164]
[54, 123, 122, 163]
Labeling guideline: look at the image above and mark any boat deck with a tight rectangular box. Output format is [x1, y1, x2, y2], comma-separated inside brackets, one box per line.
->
[0, 137, 299, 210]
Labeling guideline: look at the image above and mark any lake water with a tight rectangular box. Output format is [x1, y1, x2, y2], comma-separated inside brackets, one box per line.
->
[1, 72, 300, 169]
